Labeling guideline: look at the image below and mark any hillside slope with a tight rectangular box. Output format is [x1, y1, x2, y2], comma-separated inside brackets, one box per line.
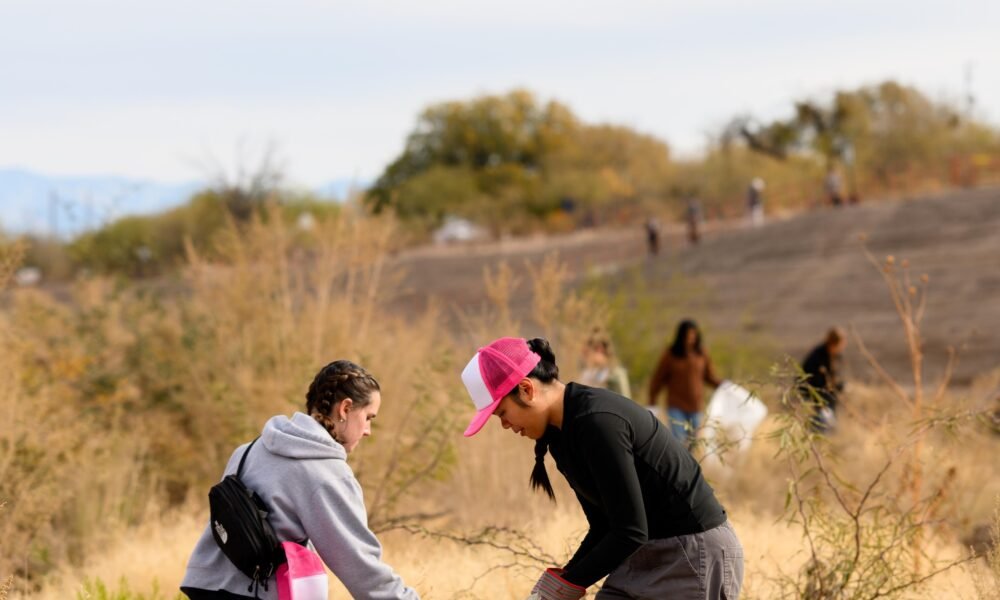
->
[386, 187, 1000, 385]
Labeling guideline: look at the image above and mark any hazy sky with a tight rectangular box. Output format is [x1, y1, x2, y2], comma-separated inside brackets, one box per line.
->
[2, 0, 998, 186]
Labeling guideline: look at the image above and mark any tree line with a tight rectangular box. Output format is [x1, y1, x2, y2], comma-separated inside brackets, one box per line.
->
[5, 81, 999, 279]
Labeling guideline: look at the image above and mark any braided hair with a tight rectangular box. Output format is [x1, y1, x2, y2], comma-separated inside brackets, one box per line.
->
[305, 360, 380, 442]
[509, 338, 560, 501]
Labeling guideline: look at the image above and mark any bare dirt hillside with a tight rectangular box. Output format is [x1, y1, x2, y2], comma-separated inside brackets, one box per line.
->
[386, 187, 1000, 386]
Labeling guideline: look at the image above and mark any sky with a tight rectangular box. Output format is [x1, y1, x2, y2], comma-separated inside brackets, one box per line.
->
[2, 0, 999, 188]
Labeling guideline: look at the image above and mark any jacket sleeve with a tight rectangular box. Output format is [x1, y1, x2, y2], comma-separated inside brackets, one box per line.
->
[801, 347, 827, 390]
[561, 413, 649, 587]
[703, 354, 722, 388]
[299, 475, 419, 600]
[562, 490, 609, 572]
[647, 351, 671, 405]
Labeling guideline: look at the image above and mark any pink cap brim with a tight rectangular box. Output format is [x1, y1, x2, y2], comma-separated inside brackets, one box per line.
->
[463, 396, 502, 437]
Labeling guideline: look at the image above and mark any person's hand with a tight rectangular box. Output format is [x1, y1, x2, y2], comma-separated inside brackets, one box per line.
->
[528, 568, 586, 600]
[646, 405, 666, 422]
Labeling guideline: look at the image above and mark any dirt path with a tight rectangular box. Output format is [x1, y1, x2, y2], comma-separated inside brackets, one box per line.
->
[386, 187, 1000, 386]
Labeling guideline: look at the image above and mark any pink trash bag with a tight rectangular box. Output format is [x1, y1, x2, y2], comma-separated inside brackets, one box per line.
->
[276, 541, 328, 600]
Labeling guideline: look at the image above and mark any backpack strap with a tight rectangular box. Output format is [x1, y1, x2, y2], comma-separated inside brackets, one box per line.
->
[236, 436, 260, 479]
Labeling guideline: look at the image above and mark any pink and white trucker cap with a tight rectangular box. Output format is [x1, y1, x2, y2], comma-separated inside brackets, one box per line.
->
[461, 337, 541, 437]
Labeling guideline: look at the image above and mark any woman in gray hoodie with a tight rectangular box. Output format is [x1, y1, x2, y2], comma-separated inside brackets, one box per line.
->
[181, 360, 419, 600]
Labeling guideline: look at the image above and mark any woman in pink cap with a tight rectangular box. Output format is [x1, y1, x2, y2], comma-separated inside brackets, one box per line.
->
[461, 337, 743, 599]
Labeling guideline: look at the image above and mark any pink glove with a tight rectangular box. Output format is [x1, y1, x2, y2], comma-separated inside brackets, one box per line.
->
[529, 568, 586, 600]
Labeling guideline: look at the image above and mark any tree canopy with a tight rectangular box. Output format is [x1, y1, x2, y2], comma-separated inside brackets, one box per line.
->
[729, 81, 998, 181]
[368, 90, 671, 229]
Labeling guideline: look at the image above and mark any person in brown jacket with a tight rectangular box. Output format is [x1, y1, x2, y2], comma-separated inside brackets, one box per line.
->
[648, 320, 723, 448]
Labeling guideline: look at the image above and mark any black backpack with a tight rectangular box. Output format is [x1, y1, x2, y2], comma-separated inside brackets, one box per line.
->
[208, 437, 286, 596]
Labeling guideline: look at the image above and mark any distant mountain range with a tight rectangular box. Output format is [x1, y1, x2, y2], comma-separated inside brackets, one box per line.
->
[0, 168, 365, 237]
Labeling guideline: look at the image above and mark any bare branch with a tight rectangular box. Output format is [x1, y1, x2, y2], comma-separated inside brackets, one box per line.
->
[851, 325, 911, 406]
[931, 346, 956, 405]
[381, 523, 559, 568]
[868, 555, 976, 600]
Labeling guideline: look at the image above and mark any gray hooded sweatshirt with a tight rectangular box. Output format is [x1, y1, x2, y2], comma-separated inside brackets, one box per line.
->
[181, 412, 419, 599]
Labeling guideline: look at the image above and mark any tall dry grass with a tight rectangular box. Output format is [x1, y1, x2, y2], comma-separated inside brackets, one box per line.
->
[26, 380, 1000, 599]
[2, 206, 612, 597]
[3, 208, 999, 599]
[1, 208, 456, 592]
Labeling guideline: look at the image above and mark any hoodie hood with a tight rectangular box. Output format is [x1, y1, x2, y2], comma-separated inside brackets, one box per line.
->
[261, 411, 346, 461]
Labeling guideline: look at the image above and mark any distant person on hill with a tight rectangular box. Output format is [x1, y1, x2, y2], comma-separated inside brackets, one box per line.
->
[644, 216, 661, 256]
[825, 166, 844, 207]
[578, 328, 632, 398]
[685, 196, 702, 245]
[460, 337, 743, 599]
[181, 360, 419, 600]
[747, 177, 765, 226]
[648, 320, 723, 448]
[798, 327, 848, 432]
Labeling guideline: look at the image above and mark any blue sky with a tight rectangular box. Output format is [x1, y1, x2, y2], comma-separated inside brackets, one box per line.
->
[2, 0, 998, 188]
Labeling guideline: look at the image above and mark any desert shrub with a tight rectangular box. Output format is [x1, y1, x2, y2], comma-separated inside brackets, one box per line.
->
[0, 206, 464, 589]
[67, 193, 340, 277]
[747, 249, 1000, 599]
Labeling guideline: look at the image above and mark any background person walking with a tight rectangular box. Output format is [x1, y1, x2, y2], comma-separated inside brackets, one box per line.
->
[648, 320, 723, 448]
[747, 177, 765, 227]
[798, 327, 848, 432]
[644, 216, 661, 256]
[686, 196, 703, 245]
[825, 166, 844, 207]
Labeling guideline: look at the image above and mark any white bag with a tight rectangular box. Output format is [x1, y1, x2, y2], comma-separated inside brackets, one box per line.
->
[276, 541, 328, 600]
[701, 381, 768, 461]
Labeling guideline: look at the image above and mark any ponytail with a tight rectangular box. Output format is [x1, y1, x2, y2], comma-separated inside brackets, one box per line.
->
[522, 338, 559, 500]
[530, 432, 556, 501]
[526, 338, 559, 382]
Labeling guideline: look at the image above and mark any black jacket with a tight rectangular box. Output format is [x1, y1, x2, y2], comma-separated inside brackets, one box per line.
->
[801, 344, 841, 392]
[549, 383, 727, 587]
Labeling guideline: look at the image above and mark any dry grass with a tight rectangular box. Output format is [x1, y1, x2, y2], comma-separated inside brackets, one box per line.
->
[23, 379, 999, 599]
[23, 501, 995, 599]
[1, 209, 460, 589]
[4, 210, 1000, 599]
[703, 379, 1000, 520]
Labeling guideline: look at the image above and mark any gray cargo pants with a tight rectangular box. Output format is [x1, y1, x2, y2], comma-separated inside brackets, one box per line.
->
[597, 521, 743, 599]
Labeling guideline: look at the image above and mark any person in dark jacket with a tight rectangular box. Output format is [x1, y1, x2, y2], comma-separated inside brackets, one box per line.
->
[799, 327, 848, 432]
[648, 320, 723, 448]
[644, 217, 661, 256]
[686, 196, 703, 245]
[461, 337, 743, 600]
